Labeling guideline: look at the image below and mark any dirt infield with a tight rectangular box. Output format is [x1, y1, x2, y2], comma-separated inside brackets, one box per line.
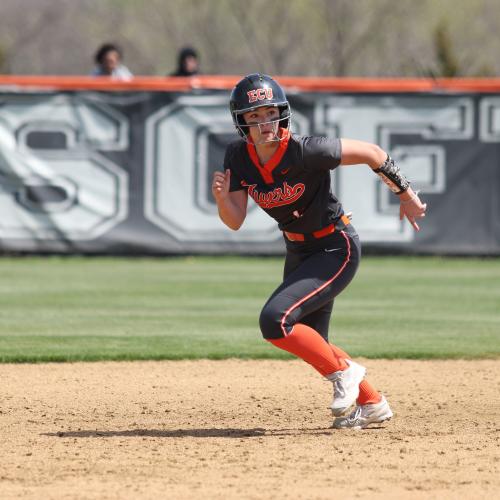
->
[1, 359, 498, 499]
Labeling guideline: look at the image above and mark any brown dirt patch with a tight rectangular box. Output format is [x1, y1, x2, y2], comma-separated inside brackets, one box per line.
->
[0, 359, 499, 499]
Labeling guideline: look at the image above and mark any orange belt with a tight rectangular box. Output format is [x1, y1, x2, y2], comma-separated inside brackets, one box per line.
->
[284, 214, 351, 242]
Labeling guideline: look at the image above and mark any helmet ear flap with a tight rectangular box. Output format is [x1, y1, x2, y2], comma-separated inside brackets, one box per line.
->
[278, 103, 291, 132]
[235, 113, 249, 137]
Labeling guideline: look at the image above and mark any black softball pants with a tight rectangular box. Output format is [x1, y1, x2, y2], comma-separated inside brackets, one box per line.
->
[259, 228, 361, 341]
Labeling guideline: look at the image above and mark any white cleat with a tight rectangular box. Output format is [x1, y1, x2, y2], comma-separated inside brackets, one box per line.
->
[327, 359, 366, 417]
[332, 396, 393, 429]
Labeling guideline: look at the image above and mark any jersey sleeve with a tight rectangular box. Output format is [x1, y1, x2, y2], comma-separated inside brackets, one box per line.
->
[223, 142, 245, 192]
[303, 136, 342, 171]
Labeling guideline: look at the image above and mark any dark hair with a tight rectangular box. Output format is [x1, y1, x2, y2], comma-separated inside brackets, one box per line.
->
[94, 43, 122, 64]
[178, 46, 198, 64]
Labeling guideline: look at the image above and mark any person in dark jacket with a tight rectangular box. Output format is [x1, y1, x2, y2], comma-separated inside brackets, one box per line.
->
[170, 47, 199, 77]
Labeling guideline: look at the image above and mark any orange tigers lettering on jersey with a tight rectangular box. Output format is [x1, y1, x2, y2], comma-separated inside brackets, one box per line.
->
[244, 181, 305, 209]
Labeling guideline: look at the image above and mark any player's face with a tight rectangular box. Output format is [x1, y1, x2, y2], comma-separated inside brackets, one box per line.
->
[243, 106, 280, 144]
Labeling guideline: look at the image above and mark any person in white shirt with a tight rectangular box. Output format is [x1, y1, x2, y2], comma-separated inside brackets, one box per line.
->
[90, 43, 133, 80]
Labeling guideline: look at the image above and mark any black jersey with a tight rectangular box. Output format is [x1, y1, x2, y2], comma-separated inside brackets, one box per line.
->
[224, 132, 344, 233]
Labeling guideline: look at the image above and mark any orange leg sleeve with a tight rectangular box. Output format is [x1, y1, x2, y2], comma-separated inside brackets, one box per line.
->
[268, 324, 348, 376]
[329, 344, 351, 360]
[357, 380, 382, 405]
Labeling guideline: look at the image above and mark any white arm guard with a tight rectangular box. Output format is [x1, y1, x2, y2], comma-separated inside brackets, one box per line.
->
[373, 155, 410, 194]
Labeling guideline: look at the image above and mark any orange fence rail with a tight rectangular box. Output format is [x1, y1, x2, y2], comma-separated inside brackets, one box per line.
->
[1, 75, 500, 92]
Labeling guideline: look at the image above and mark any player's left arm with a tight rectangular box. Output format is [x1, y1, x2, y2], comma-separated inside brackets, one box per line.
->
[339, 138, 427, 231]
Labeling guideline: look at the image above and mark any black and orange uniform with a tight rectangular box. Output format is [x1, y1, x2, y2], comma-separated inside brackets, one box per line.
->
[225, 129, 361, 341]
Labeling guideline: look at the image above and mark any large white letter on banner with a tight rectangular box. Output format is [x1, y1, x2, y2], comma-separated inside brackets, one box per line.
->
[0, 95, 128, 240]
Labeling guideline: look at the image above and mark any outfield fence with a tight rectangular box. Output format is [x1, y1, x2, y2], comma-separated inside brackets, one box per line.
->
[0, 76, 499, 255]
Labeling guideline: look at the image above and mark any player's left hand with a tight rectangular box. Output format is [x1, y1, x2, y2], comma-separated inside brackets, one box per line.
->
[399, 189, 427, 231]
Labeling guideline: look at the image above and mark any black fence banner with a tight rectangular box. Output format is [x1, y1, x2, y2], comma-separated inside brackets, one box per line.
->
[0, 78, 499, 255]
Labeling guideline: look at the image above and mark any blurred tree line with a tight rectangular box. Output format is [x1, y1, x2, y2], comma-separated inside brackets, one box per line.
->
[0, 0, 497, 77]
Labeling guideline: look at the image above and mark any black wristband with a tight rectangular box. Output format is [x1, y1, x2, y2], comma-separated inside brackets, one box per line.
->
[373, 155, 410, 194]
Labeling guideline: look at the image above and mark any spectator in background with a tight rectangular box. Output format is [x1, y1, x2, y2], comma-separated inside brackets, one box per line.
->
[170, 46, 199, 77]
[91, 43, 133, 80]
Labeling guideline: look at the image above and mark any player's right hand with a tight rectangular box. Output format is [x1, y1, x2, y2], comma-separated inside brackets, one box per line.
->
[212, 169, 231, 200]
[399, 189, 427, 231]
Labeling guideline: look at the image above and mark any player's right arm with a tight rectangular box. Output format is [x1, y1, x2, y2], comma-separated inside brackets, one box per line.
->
[212, 169, 248, 230]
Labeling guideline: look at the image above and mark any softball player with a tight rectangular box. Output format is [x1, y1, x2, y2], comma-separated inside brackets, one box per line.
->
[212, 74, 426, 429]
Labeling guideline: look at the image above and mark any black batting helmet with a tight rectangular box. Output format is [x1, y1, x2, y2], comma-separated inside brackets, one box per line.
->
[229, 73, 291, 138]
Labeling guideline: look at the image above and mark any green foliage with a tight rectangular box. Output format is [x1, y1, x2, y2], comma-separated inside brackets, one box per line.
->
[0, 256, 498, 362]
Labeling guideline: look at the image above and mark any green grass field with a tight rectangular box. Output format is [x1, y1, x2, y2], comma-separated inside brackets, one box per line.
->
[0, 256, 498, 362]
